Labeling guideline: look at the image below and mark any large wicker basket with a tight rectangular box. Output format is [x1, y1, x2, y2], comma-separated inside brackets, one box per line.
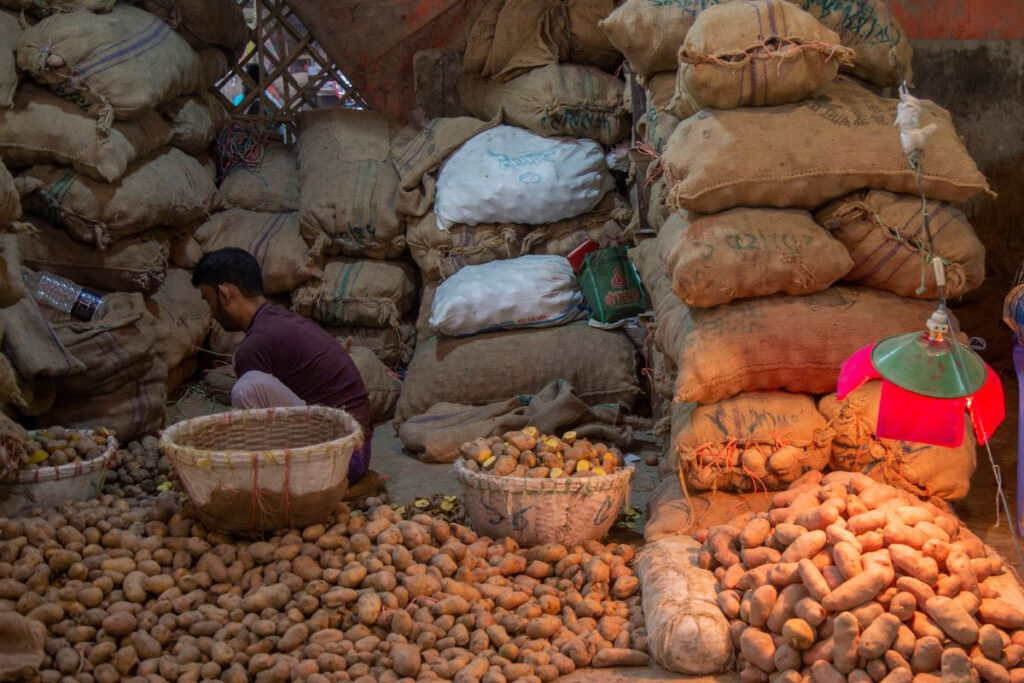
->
[160, 406, 363, 534]
[455, 460, 634, 547]
[0, 430, 117, 517]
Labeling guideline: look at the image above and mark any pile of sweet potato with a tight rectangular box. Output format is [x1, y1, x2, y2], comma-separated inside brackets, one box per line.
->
[699, 470, 1024, 682]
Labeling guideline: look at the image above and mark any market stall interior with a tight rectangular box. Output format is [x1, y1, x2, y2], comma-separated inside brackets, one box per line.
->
[1, 0, 1024, 681]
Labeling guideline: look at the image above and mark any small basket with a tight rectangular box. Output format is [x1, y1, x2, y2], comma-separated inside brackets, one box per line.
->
[455, 460, 634, 547]
[160, 406, 363, 534]
[0, 431, 118, 517]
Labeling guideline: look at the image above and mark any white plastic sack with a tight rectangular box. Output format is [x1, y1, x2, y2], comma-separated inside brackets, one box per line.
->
[429, 254, 587, 336]
[434, 125, 614, 229]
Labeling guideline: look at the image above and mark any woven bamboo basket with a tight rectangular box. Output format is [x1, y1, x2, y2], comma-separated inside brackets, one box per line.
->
[455, 459, 634, 547]
[160, 406, 363, 534]
[0, 431, 117, 517]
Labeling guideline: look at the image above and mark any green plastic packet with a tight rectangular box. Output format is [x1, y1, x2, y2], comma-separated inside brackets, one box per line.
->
[577, 246, 646, 325]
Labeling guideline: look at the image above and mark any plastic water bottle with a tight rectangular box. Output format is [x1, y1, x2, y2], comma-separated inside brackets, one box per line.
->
[23, 272, 108, 322]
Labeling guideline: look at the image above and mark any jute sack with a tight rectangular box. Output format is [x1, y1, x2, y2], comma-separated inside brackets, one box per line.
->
[462, 0, 569, 82]
[197, 48, 229, 89]
[415, 284, 436, 345]
[0, 159, 17, 228]
[677, 0, 853, 110]
[671, 286, 938, 404]
[16, 4, 204, 120]
[819, 382, 976, 501]
[664, 78, 992, 214]
[565, 0, 622, 71]
[639, 74, 686, 153]
[18, 147, 217, 248]
[50, 292, 157, 396]
[0, 10, 21, 108]
[18, 216, 168, 294]
[644, 471, 772, 542]
[647, 177, 672, 232]
[0, 0, 112, 16]
[0, 612, 44, 682]
[330, 321, 416, 368]
[599, 0, 727, 77]
[0, 84, 174, 183]
[292, 258, 418, 329]
[218, 143, 299, 213]
[344, 343, 401, 425]
[0, 232, 22, 308]
[458, 64, 630, 146]
[394, 321, 642, 425]
[409, 193, 631, 286]
[42, 357, 167, 442]
[666, 208, 854, 307]
[0, 297, 83, 388]
[390, 114, 500, 219]
[794, 0, 913, 87]
[193, 210, 322, 295]
[673, 391, 834, 492]
[146, 268, 210, 371]
[137, 0, 248, 59]
[160, 92, 228, 156]
[816, 190, 986, 300]
[297, 109, 404, 260]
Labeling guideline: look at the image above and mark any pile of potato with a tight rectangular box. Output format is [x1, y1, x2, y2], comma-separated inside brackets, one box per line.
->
[101, 437, 175, 498]
[17, 427, 110, 469]
[459, 428, 625, 479]
[699, 470, 1024, 682]
[1, 492, 648, 682]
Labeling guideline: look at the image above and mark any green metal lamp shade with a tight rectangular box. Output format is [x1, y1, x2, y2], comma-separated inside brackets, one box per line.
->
[871, 330, 988, 399]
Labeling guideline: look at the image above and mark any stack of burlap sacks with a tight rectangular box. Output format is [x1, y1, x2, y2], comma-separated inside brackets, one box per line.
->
[611, 0, 991, 538]
[390, 0, 650, 460]
[192, 107, 408, 425]
[0, 0, 247, 441]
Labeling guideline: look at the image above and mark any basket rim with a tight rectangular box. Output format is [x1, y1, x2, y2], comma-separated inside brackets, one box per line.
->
[455, 458, 634, 494]
[159, 405, 364, 463]
[3, 430, 118, 485]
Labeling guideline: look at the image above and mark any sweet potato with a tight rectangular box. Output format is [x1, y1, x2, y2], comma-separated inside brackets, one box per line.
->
[821, 567, 889, 612]
[888, 544, 939, 585]
[831, 542, 863, 581]
[590, 648, 649, 668]
[773, 524, 808, 548]
[809, 660, 844, 683]
[856, 531, 884, 553]
[708, 526, 742, 567]
[780, 531, 827, 564]
[742, 547, 782, 569]
[794, 598, 827, 628]
[741, 517, 773, 550]
[974, 657, 1011, 683]
[831, 612, 859, 675]
[741, 627, 777, 673]
[924, 596, 980, 646]
[768, 563, 802, 588]
[889, 592, 917, 622]
[896, 577, 935, 607]
[858, 613, 901, 660]
[794, 506, 839, 532]
[941, 648, 974, 681]
[797, 559, 830, 603]
[847, 511, 888, 535]
[749, 585, 778, 630]
[979, 600, 1024, 631]
[947, 549, 981, 597]
[719, 590, 742, 620]
[768, 584, 810, 634]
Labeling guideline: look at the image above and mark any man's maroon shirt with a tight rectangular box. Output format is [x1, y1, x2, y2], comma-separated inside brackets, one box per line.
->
[234, 304, 372, 440]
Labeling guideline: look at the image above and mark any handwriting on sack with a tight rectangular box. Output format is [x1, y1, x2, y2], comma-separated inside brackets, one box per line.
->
[649, 0, 723, 18]
[693, 229, 817, 259]
[804, 98, 892, 127]
[488, 147, 559, 170]
[799, 0, 904, 48]
[541, 108, 613, 137]
[708, 407, 807, 437]
[682, 306, 769, 343]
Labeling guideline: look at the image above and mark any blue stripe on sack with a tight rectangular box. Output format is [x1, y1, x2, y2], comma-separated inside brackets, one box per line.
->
[250, 213, 285, 264]
[75, 16, 163, 72]
[78, 19, 171, 78]
[856, 204, 926, 281]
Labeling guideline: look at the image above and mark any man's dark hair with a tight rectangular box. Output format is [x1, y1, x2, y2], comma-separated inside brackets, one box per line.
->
[192, 248, 265, 297]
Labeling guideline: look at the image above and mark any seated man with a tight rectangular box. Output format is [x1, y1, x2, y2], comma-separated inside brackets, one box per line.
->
[192, 248, 373, 483]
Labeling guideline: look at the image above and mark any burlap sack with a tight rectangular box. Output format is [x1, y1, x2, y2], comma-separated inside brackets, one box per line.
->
[665, 78, 992, 214]
[206, 320, 244, 359]
[297, 108, 404, 260]
[0, 84, 174, 183]
[330, 321, 416, 368]
[409, 193, 631, 286]
[677, 0, 853, 110]
[671, 286, 939, 404]
[219, 143, 299, 213]
[0, 612, 44, 682]
[16, 4, 203, 120]
[18, 147, 217, 248]
[666, 208, 854, 307]
[462, 0, 570, 82]
[193, 210, 322, 295]
[0, 297, 83, 386]
[0, 232, 21, 309]
[50, 291, 157, 396]
[291, 258, 418, 329]
[458, 64, 630, 146]
[138, 0, 248, 59]
[0, 0, 112, 16]
[415, 283, 436, 345]
[160, 91, 228, 156]
[819, 382, 976, 500]
[146, 268, 210, 370]
[0, 159, 17, 227]
[566, 0, 622, 71]
[0, 10, 20, 109]
[639, 73, 686, 152]
[395, 321, 642, 425]
[599, 0, 726, 76]
[344, 343, 401, 425]
[816, 190, 986, 300]
[795, 0, 913, 87]
[644, 472, 773, 542]
[18, 217, 168, 294]
[647, 177, 672, 231]
[197, 48, 229, 90]
[390, 114, 500, 219]
[673, 391, 834, 492]
[42, 357, 167, 442]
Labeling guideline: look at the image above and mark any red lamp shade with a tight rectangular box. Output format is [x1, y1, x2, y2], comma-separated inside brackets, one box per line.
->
[838, 343, 1004, 448]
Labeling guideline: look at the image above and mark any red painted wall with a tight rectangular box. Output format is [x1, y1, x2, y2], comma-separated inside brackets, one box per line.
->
[890, 0, 1024, 40]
